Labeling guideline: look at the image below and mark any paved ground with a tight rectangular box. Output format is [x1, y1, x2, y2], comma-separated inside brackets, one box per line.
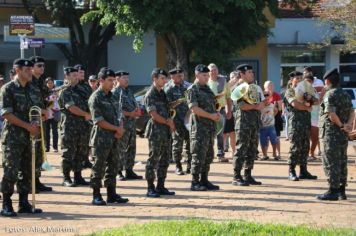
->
[0, 137, 356, 235]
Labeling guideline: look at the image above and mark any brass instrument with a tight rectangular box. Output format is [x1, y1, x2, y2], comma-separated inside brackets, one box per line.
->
[214, 92, 226, 135]
[294, 80, 317, 106]
[231, 82, 259, 104]
[169, 97, 187, 119]
[47, 79, 71, 109]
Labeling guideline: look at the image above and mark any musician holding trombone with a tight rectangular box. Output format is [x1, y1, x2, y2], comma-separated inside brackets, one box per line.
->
[1, 59, 44, 217]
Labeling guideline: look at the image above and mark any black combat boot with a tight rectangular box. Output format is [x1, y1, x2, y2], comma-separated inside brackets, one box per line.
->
[18, 193, 42, 213]
[117, 171, 126, 181]
[1, 194, 17, 217]
[106, 186, 129, 203]
[232, 172, 250, 186]
[36, 177, 52, 192]
[92, 188, 106, 205]
[339, 185, 347, 200]
[243, 169, 262, 185]
[175, 163, 185, 176]
[62, 173, 76, 187]
[200, 172, 219, 190]
[156, 179, 175, 195]
[316, 187, 339, 201]
[82, 159, 93, 169]
[299, 165, 317, 179]
[125, 169, 143, 180]
[146, 181, 160, 198]
[288, 164, 299, 181]
[74, 171, 90, 186]
[191, 174, 207, 191]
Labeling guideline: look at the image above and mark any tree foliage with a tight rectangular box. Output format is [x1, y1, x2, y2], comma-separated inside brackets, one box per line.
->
[92, 0, 279, 73]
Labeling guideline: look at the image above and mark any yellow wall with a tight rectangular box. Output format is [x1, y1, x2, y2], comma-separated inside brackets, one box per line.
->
[156, 36, 167, 69]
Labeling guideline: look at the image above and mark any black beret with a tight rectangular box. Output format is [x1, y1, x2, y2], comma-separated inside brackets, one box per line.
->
[288, 71, 295, 78]
[169, 67, 184, 75]
[98, 67, 115, 79]
[235, 64, 252, 72]
[115, 70, 130, 77]
[74, 64, 84, 71]
[195, 64, 210, 73]
[13, 58, 34, 67]
[88, 75, 97, 81]
[29, 56, 45, 64]
[295, 71, 303, 76]
[151, 68, 168, 77]
[323, 68, 339, 81]
[63, 67, 78, 74]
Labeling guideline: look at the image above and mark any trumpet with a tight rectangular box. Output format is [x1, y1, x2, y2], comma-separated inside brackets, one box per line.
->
[169, 97, 187, 119]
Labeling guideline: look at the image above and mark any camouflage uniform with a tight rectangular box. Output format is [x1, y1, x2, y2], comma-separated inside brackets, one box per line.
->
[164, 81, 191, 171]
[58, 85, 87, 176]
[88, 86, 121, 189]
[285, 88, 311, 166]
[144, 85, 171, 186]
[319, 87, 352, 189]
[0, 79, 43, 195]
[186, 83, 215, 177]
[113, 86, 137, 171]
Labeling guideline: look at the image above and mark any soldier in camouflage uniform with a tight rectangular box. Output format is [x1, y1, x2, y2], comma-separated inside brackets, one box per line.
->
[89, 68, 128, 205]
[113, 70, 143, 180]
[284, 71, 317, 181]
[73, 64, 93, 169]
[164, 67, 192, 175]
[317, 68, 354, 201]
[232, 64, 265, 186]
[143, 68, 176, 197]
[186, 64, 221, 191]
[29, 56, 52, 193]
[58, 67, 90, 187]
[1, 59, 43, 217]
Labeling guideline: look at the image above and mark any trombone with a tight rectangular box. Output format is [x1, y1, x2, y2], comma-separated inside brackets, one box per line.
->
[169, 98, 187, 119]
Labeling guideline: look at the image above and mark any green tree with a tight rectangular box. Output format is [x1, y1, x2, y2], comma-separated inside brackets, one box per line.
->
[90, 0, 279, 73]
[22, 0, 116, 75]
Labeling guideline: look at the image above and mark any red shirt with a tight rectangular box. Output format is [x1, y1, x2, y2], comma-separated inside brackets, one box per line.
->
[268, 92, 282, 104]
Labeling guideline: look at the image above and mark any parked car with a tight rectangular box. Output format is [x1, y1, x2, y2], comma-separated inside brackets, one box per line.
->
[342, 88, 356, 109]
[134, 86, 150, 137]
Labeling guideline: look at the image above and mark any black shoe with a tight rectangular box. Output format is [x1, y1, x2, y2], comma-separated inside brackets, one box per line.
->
[125, 169, 143, 180]
[146, 188, 160, 198]
[299, 165, 318, 180]
[62, 176, 76, 187]
[316, 188, 339, 201]
[107, 194, 129, 203]
[202, 181, 220, 190]
[175, 167, 185, 176]
[191, 181, 207, 191]
[117, 171, 126, 181]
[289, 165, 299, 181]
[18, 194, 42, 214]
[186, 168, 191, 174]
[36, 178, 53, 192]
[1, 194, 17, 217]
[260, 156, 269, 161]
[232, 175, 250, 186]
[339, 185, 347, 200]
[82, 160, 93, 169]
[156, 187, 175, 195]
[74, 172, 90, 186]
[244, 169, 262, 185]
[92, 189, 106, 205]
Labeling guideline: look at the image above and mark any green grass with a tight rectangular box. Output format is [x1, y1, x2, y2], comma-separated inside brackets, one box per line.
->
[88, 219, 356, 236]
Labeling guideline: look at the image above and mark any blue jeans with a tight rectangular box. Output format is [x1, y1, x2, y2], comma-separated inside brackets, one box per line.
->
[260, 125, 278, 147]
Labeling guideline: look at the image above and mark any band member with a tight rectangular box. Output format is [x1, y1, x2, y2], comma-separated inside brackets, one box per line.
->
[113, 70, 143, 180]
[164, 67, 192, 175]
[1, 59, 43, 217]
[88, 67, 128, 205]
[73, 64, 93, 169]
[284, 71, 317, 181]
[207, 63, 232, 162]
[186, 64, 220, 191]
[317, 69, 354, 200]
[29, 56, 52, 192]
[232, 64, 265, 186]
[58, 67, 90, 187]
[144, 68, 176, 197]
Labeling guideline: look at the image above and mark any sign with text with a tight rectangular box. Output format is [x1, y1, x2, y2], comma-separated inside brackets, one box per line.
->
[26, 38, 45, 48]
[9, 15, 35, 36]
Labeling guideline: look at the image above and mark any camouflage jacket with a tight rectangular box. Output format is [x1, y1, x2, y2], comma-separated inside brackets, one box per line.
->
[285, 87, 311, 131]
[112, 86, 136, 129]
[31, 74, 50, 107]
[0, 79, 43, 143]
[88, 86, 122, 145]
[73, 80, 92, 113]
[186, 83, 216, 133]
[143, 85, 170, 139]
[164, 81, 189, 134]
[319, 87, 353, 140]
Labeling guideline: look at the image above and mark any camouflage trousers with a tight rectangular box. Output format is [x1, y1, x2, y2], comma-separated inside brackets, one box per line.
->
[118, 126, 136, 171]
[190, 129, 214, 176]
[321, 137, 348, 189]
[172, 129, 191, 165]
[145, 136, 170, 183]
[288, 127, 310, 166]
[233, 128, 258, 174]
[34, 120, 47, 178]
[79, 123, 91, 164]
[90, 137, 120, 189]
[1, 140, 32, 195]
[61, 127, 86, 174]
